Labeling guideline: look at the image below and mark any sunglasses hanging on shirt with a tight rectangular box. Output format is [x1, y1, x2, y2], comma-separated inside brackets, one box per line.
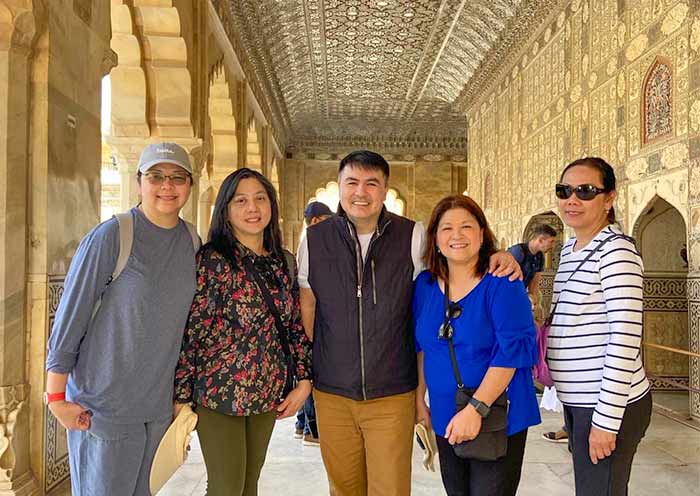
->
[437, 285, 462, 340]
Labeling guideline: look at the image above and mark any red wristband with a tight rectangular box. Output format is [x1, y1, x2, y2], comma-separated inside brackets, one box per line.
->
[44, 391, 66, 404]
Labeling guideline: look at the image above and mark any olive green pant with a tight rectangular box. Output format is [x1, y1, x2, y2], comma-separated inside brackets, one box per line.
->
[195, 406, 277, 496]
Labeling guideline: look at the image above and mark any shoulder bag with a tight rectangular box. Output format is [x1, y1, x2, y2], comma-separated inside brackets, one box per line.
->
[533, 234, 618, 387]
[443, 279, 509, 462]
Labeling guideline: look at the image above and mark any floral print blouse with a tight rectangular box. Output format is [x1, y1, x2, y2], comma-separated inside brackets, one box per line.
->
[174, 242, 312, 416]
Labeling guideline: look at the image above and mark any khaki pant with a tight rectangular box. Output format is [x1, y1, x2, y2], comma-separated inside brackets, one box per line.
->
[314, 389, 416, 496]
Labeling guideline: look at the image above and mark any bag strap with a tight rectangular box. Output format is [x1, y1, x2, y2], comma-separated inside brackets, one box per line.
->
[444, 280, 465, 389]
[242, 256, 293, 360]
[184, 220, 201, 252]
[112, 211, 201, 285]
[112, 212, 134, 284]
[547, 233, 619, 324]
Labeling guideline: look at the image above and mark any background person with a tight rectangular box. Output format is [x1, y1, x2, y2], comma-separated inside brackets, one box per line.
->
[507, 225, 569, 443]
[294, 201, 333, 446]
[507, 224, 557, 310]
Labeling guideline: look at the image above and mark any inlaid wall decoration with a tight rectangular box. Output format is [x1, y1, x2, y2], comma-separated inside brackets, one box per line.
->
[643, 58, 674, 145]
[44, 277, 70, 493]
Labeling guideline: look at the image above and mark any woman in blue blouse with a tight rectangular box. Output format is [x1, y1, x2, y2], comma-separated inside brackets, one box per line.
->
[414, 194, 541, 496]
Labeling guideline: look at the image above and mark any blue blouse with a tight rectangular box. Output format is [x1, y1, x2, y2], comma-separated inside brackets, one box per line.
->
[413, 271, 541, 437]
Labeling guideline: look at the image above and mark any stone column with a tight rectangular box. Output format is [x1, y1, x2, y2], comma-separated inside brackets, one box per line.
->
[23, 3, 115, 492]
[236, 80, 248, 168]
[107, 138, 143, 211]
[0, 2, 40, 494]
[181, 144, 205, 225]
[197, 187, 214, 240]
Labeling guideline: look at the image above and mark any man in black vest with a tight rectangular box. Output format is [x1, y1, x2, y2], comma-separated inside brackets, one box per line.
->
[297, 151, 521, 495]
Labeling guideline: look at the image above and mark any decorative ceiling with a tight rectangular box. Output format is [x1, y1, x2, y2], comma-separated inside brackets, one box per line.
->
[218, 0, 534, 153]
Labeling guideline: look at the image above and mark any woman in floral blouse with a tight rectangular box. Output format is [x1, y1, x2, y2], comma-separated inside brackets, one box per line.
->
[174, 168, 312, 496]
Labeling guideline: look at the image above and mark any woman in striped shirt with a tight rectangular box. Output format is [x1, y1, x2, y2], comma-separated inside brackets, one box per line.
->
[548, 157, 651, 496]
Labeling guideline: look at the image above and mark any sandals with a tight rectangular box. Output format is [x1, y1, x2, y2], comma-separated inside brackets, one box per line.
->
[542, 429, 569, 443]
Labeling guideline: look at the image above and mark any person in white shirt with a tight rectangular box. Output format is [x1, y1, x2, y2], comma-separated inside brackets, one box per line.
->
[548, 157, 651, 496]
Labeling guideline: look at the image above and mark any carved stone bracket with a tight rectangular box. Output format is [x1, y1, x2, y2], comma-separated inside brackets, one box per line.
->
[101, 47, 118, 78]
[0, 2, 37, 52]
[0, 384, 28, 483]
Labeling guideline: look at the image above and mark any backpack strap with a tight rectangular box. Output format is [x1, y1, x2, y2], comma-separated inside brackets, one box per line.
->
[112, 212, 200, 286]
[183, 220, 201, 252]
[112, 212, 134, 284]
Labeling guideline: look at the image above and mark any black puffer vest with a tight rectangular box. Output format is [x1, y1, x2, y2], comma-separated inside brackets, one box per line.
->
[307, 209, 418, 400]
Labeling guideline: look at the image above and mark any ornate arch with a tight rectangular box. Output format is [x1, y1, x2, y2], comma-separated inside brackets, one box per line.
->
[208, 62, 237, 187]
[642, 57, 673, 145]
[108, 1, 148, 137]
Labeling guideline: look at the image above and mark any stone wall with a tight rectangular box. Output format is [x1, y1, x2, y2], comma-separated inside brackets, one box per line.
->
[465, 0, 700, 416]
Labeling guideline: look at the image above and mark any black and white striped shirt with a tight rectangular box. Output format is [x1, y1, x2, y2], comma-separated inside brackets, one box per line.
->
[547, 225, 650, 433]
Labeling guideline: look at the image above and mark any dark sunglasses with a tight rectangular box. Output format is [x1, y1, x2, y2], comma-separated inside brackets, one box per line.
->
[437, 302, 462, 340]
[555, 183, 608, 201]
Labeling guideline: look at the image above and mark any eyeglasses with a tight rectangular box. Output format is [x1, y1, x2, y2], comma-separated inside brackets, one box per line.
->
[143, 171, 191, 186]
[437, 301, 462, 340]
[555, 183, 608, 201]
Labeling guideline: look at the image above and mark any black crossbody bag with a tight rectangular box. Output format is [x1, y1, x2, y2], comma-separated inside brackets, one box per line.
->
[443, 280, 509, 462]
[243, 252, 297, 399]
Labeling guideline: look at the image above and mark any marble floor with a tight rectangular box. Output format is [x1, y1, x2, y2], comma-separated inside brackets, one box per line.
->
[159, 407, 700, 496]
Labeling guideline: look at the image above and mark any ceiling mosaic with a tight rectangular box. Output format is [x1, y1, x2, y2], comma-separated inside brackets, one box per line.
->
[219, 0, 529, 152]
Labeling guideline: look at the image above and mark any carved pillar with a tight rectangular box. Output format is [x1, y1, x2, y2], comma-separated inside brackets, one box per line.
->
[261, 125, 271, 177]
[181, 145, 205, 225]
[132, 0, 194, 138]
[689, 159, 700, 418]
[197, 187, 214, 240]
[23, 2, 115, 492]
[0, 2, 40, 494]
[236, 80, 248, 168]
[109, 1, 149, 138]
[107, 138, 142, 211]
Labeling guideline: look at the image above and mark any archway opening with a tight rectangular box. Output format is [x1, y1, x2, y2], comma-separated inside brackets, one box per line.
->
[633, 196, 690, 419]
[100, 75, 120, 221]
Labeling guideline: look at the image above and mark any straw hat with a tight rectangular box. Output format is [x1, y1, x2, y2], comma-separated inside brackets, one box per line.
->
[415, 421, 438, 472]
[149, 404, 198, 495]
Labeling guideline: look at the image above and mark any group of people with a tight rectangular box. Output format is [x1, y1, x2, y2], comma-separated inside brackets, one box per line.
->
[46, 143, 651, 496]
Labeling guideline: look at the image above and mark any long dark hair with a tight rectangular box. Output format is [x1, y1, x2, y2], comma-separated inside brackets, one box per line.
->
[424, 195, 497, 282]
[560, 157, 617, 224]
[208, 168, 284, 266]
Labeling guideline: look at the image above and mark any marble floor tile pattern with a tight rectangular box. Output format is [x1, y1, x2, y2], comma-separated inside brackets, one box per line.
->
[158, 407, 700, 496]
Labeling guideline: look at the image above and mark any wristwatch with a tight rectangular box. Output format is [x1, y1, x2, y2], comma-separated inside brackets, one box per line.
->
[43, 391, 66, 405]
[468, 397, 491, 418]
